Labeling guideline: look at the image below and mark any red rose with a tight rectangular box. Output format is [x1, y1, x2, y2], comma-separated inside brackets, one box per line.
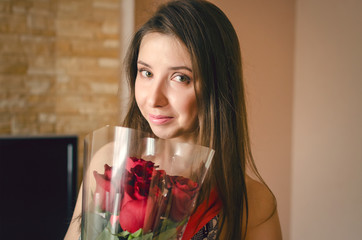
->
[93, 157, 199, 234]
[118, 157, 156, 233]
[168, 176, 199, 222]
[125, 157, 154, 174]
[118, 189, 148, 233]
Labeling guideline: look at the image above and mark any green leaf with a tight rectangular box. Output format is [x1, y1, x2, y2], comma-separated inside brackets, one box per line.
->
[117, 230, 130, 238]
[84, 212, 109, 239]
[154, 227, 177, 240]
[130, 232, 153, 240]
[95, 227, 119, 240]
[129, 228, 142, 238]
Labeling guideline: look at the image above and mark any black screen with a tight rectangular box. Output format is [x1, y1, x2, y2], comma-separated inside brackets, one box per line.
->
[0, 136, 78, 240]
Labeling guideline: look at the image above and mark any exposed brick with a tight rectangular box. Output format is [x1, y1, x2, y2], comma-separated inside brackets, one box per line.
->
[38, 123, 55, 133]
[56, 19, 98, 39]
[93, 1, 119, 10]
[56, 38, 119, 58]
[0, 1, 12, 14]
[0, 34, 21, 54]
[24, 76, 54, 95]
[0, 55, 28, 74]
[56, 57, 119, 77]
[26, 94, 55, 112]
[0, 93, 27, 111]
[38, 112, 57, 123]
[4, 14, 29, 34]
[27, 12, 55, 34]
[0, 76, 26, 96]
[10, 112, 38, 134]
[0, 0, 122, 183]
[103, 39, 119, 48]
[101, 21, 119, 35]
[30, 0, 54, 16]
[11, 0, 33, 13]
[98, 57, 119, 68]
[92, 7, 119, 22]
[20, 36, 55, 56]
[0, 124, 11, 134]
[89, 82, 118, 94]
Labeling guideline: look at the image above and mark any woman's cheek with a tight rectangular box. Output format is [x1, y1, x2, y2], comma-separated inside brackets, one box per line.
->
[135, 79, 145, 108]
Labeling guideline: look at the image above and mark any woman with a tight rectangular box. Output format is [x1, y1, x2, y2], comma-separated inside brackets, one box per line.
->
[65, 0, 282, 239]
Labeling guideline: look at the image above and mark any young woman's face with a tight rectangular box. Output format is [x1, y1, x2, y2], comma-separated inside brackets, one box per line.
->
[135, 33, 198, 142]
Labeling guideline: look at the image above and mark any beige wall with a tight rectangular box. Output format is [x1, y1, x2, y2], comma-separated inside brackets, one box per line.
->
[292, 0, 362, 239]
[209, 0, 294, 238]
[215, 0, 362, 239]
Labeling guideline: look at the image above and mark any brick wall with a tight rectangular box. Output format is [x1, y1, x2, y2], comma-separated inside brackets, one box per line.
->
[0, 0, 121, 184]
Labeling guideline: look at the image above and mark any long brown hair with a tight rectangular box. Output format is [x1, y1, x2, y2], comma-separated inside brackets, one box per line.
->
[122, 0, 265, 238]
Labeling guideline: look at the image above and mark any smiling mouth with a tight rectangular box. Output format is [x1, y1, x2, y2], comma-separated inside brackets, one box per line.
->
[149, 114, 173, 124]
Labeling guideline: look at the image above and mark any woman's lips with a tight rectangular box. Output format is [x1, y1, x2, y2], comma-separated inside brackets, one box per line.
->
[149, 114, 173, 124]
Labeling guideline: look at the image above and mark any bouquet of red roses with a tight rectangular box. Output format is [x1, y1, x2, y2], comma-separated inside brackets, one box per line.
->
[81, 126, 214, 240]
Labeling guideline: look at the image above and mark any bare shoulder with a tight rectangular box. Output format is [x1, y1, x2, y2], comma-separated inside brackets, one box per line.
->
[245, 175, 282, 239]
[64, 183, 82, 240]
[245, 175, 276, 226]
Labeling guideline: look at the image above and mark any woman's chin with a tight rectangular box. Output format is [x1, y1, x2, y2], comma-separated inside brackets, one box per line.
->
[151, 129, 196, 143]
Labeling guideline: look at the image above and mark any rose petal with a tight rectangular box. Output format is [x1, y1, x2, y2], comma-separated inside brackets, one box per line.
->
[168, 176, 199, 222]
[93, 171, 111, 193]
[119, 197, 148, 233]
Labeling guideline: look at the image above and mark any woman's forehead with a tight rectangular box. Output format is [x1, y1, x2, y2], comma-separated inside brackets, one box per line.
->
[138, 32, 192, 69]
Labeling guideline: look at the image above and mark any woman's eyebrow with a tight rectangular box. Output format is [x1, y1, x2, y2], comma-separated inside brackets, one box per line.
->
[137, 60, 151, 68]
[169, 66, 192, 73]
[137, 60, 192, 73]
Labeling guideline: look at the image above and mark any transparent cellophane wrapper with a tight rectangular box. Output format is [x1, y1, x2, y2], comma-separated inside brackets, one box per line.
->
[81, 126, 215, 240]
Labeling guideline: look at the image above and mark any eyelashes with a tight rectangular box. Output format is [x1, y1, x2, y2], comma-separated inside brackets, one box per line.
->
[172, 74, 191, 84]
[137, 68, 192, 85]
[139, 69, 153, 78]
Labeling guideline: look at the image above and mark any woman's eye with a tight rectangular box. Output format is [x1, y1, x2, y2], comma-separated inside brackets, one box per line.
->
[140, 70, 152, 78]
[173, 74, 191, 84]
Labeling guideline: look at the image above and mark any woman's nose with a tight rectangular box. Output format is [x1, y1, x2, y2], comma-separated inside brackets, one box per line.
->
[147, 78, 168, 108]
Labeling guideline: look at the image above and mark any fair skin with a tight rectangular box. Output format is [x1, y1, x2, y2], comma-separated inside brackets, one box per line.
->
[135, 33, 198, 143]
[244, 176, 282, 239]
[65, 33, 282, 239]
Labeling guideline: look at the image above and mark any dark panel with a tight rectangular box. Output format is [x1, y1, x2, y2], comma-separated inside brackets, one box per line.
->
[0, 136, 78, 240]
